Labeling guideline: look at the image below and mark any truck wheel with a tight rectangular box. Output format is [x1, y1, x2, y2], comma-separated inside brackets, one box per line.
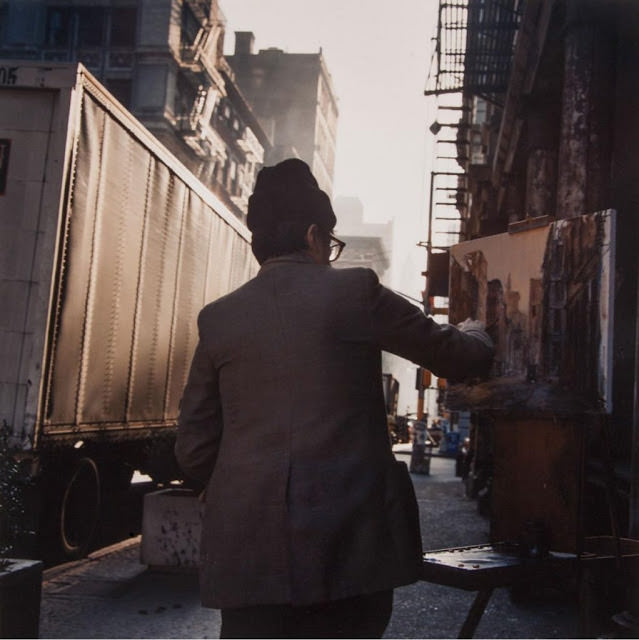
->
[60, 457, 101, 558]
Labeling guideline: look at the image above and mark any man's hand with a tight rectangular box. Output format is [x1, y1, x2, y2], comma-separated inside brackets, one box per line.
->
[457, 318, 494, 351]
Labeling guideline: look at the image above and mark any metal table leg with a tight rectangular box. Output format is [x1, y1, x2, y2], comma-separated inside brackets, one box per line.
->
[458, 587, 494, 639]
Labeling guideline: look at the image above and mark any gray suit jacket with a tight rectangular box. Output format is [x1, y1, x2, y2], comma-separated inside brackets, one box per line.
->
[175, 254, 492, 608]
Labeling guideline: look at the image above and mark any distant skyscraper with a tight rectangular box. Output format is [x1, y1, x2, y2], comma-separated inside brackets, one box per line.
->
[333, 196, 392, 280]
[226, 32, 339, 196]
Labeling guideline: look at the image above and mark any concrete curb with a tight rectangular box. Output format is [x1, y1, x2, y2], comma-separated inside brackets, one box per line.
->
[43, 536, 141, 582]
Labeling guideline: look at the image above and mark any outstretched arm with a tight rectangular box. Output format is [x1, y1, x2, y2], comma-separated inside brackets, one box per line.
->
[367, 271, 494, 380]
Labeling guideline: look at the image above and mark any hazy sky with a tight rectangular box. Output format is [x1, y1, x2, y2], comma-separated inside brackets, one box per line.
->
[220, 0, 440, 301]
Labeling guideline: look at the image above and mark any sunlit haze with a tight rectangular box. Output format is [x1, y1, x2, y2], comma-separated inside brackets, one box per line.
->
[221, 1, 439, 303]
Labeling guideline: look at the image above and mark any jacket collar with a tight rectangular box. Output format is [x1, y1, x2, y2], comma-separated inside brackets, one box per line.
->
[258, 253, 317, 274]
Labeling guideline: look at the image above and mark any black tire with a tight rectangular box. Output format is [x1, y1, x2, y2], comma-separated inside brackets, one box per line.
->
[60, 457, 101, 559]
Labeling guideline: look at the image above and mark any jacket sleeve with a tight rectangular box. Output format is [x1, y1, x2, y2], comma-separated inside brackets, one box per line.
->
[365, 270, 494, 380]
[174, 318, 223, 486]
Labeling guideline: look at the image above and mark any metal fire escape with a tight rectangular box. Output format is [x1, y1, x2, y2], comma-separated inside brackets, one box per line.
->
[177, 0, 228, 158]
[421, 0, 523, 311]
[425, 0, 523, 103]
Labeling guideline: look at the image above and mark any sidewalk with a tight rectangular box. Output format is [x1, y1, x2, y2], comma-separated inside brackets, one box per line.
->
[41, 538, 213, 639]
[39, 454, 578, 638]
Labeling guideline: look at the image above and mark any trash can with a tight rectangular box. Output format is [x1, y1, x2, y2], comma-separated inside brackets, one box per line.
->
[409, 421, 432, 474]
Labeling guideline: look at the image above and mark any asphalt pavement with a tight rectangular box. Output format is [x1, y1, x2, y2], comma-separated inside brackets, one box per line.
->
[39, 450, 579, 638]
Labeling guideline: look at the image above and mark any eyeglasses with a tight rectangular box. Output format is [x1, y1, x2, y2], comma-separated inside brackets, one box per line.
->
[329, 234, 346, 262]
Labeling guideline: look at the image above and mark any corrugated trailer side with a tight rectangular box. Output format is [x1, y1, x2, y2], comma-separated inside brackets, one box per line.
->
[0, 62, 256, 560]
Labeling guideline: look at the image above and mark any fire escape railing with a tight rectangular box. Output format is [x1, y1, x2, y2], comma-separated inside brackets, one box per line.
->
[425, 0, 524, 105]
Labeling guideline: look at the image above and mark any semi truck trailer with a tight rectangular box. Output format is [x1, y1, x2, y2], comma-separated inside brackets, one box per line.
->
[0, 62, 256, 560]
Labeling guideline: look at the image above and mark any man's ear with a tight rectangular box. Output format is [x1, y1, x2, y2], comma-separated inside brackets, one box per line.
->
[305, 223, 328, 264]
[305, 223, 320, 251]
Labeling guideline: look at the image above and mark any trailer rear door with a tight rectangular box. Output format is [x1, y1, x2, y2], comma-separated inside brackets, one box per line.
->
[0, 85, 69, 445]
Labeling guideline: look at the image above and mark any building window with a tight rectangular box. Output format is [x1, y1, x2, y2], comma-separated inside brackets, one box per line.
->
[213, 159, 222, 183]
[472, 96, 488, 126]
[77, 7, 105, 47]
[110, 8, 137, 47]
[174, 72, 197, 121]
[45, 6, 136, 51]
[46, 7, 72, 48]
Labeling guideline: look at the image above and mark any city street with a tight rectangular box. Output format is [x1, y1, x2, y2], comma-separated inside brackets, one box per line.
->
[39, 452, 578, 639]
[2, 5, 638, 639]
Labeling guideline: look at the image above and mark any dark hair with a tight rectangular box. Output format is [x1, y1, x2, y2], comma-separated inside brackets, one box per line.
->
[251, 220, 331, 264]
